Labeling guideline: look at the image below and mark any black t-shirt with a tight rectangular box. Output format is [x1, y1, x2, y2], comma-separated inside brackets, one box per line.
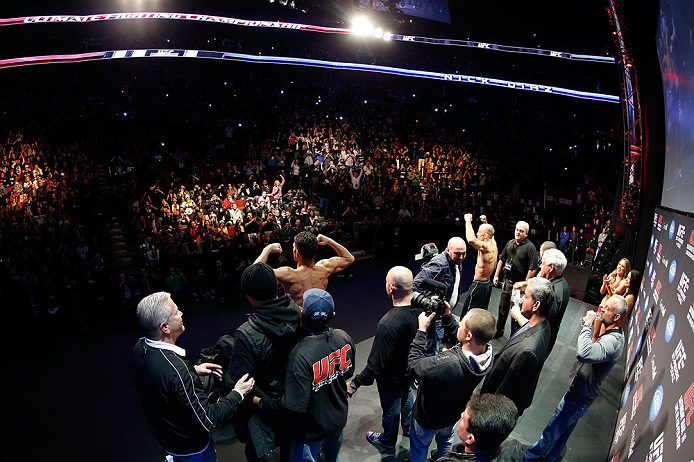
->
[499, 238, 538, 283]
[263, 328, 356, 442]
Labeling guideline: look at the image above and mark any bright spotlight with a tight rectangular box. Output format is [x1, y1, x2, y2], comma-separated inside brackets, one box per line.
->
[383, 32, 392, 41]
[351, 16, 374, 35]
[374, 28, 383, 39]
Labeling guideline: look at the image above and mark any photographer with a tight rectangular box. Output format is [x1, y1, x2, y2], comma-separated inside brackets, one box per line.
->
[407, 308, 496, 462]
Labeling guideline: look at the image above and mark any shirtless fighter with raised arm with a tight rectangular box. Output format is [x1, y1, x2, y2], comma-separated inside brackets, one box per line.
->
[459, 213, 498, 315]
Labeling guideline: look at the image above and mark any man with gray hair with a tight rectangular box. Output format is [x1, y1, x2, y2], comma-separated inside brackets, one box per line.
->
[492, 220, 539, 338]
[510, 247, 571, 351]
[132, 292, 255, 461]
[481, 277, 552, 416]
[541, 248, 571, 356]
[525, 294, 626, 461]
[348, 266, 422, 450]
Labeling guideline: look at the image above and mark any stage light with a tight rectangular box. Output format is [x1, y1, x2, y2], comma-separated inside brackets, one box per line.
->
[383, 32, 392, 41]
[123, 112, 128, 116]
[351, 16, 374, 35]
[374, 28, 383, 39]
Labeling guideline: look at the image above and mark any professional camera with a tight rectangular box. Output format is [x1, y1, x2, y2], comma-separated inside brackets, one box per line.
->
[412, 278, 448, 318]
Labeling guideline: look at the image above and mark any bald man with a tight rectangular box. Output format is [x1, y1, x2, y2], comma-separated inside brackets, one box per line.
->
[414, 236, 467, 353]
[348, 266, 422, 450]
[459, 213, 498, 314]
[414, 236, 467, 309]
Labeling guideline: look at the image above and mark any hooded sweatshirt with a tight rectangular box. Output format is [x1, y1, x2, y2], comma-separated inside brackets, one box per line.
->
[408, 330, 494, 429]
[228, 294, 302, 398]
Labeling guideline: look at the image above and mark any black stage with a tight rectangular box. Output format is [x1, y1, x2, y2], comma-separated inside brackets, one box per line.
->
[1, 258, 621, 461]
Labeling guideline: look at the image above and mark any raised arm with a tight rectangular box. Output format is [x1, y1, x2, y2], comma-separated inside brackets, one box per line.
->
[316, 234, 354, 273]
[464, 213, 487, 252]
[254, 242, 283, 264]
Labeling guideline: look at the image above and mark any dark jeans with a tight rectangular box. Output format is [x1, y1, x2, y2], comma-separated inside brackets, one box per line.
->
[376, 380, 414, 446]
[290, 429, 343, 462]
[496, 279, 513, 335]
[524, 395, 593, 461]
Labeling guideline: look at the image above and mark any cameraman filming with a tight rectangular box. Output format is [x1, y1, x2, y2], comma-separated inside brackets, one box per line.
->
[413, 236, 467, 354]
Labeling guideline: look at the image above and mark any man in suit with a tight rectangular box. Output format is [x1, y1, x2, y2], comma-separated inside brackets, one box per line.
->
[541, 249, 571, 357]
[481, 277, 553, 416]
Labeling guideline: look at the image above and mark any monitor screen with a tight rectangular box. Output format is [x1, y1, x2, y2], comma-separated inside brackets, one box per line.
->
[657, 0, 694, 214]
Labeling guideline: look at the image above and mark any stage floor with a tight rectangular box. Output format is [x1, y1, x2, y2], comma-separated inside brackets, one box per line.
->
[1, 259, 621, 461]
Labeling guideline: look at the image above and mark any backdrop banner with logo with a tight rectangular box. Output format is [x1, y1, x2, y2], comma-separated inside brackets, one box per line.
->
[609, 207, 694, 461]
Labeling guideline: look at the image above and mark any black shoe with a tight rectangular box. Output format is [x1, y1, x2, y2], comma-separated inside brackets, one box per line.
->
[366, 431, 395, 449]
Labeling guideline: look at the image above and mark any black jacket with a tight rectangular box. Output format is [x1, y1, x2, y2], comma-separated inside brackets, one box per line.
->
[547, 275, 571, 356]
[132, 338, 243, 456]
[227, 295, 303, 459]
[481, 319, 550, 415]
[408, 331, 493, 429]
[228, 294, 303, 395]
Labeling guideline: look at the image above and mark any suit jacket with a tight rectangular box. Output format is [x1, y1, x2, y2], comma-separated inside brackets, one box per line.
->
[481, 319, 550, 415]
[547, 276, 571, 355]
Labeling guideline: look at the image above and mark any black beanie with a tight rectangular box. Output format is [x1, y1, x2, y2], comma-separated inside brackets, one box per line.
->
[241, 262, 278, 300]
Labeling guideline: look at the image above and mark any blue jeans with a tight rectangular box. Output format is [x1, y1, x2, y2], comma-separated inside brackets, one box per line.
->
[290, 430, 343, 462]
[377, 380, 414, 446]
[408, 418, 456, 462]
[524, 395, 593, 461]
[425, 320, 444, 356]
[170, 438, 216, 462]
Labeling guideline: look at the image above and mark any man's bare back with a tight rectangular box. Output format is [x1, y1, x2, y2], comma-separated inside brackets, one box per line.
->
[255, 233, 355, 306]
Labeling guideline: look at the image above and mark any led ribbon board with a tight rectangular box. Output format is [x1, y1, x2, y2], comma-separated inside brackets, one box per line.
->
[0, 12, 615, 64]
[0, 49, 620, 103]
